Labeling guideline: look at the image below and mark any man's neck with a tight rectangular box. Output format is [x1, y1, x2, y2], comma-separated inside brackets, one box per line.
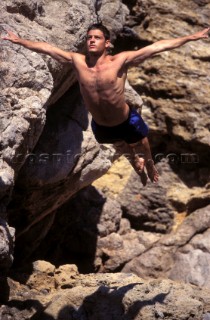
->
[86, 52, 109, 67]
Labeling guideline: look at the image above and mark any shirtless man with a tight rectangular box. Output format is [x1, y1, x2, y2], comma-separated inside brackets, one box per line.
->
[2, 24, 209, 185]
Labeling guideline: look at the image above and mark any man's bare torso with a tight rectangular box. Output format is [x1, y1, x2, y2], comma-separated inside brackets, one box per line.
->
[71, 53, 130, 126]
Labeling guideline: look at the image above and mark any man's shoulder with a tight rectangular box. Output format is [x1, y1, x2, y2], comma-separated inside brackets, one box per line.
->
[109, 52, 129, 69]
[72, 52, 85, 59]
[71, 52, 86, 66]
[111, 51, 128, 61]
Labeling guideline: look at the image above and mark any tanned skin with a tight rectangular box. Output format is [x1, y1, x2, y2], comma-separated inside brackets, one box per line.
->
[2, 27, 209, 185]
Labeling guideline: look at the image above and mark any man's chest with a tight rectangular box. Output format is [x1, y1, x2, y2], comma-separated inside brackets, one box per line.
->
[76, 63, 126, 91]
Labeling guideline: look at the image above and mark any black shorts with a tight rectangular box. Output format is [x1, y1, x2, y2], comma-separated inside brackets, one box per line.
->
[91, 108, 149, 144]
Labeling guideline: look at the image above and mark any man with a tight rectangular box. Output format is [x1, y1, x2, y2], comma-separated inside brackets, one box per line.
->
[2, 24, 209, 185]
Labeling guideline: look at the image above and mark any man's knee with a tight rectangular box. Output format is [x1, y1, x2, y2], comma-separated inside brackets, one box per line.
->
[114, 141, 126, 148]
[129, 141, 140, 148]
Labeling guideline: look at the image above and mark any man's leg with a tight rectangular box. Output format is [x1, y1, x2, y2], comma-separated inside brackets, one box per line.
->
[113, 141, 148, 186]
[129, 137, 159, 183]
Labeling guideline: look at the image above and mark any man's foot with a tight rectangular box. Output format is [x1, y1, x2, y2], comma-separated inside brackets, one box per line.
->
[146, 159, 159, 183]
[132, 156, 148, 186]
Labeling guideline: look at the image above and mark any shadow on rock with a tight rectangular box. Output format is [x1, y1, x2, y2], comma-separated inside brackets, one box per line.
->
[0, 276, 10, 304]
[30, 283, 169, 320]
[27, 185, 122, 274]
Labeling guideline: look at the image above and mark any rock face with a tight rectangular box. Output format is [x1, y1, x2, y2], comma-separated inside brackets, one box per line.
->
[1, 261, 210, 320]
[0, 218, 15, 269]
[0, 0, 210, 315]
[20, 166, 210, 289]
[124, 0, 210, 175]
[0, 0, 133, 269]
[92, 0, 210, 286]
[122, 203, 210, 285]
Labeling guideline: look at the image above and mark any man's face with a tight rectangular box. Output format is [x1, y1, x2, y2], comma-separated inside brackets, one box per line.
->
[86, 29, 110, 55]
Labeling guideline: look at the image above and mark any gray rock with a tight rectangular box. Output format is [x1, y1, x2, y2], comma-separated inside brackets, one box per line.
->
[118, 161, 175, 233]
[0, 218, 15, 269]
[0, 0, 210, 297]
[169, 220, 210, 287]
[0, 0, 130, 269]
[122, 205, 210, 289]
[3, 268, 210, 320]
[97, 229, 162, 272]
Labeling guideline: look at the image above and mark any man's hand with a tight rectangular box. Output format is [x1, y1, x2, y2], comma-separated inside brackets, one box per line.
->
[191, 27, 210, 40]
[1, 31, 20, 43]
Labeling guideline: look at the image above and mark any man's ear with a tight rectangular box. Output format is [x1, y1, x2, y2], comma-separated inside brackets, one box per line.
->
[105, 39, 110, 49]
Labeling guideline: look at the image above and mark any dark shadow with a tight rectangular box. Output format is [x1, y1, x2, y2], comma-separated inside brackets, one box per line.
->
[8, 82, 89, 268]
[25, 283, 170, 320]
[4, 298, 47, 320]
[125, 292, 167, 319]
[0, 275, 10, 304]
[8, 185, 107, 278]
[148, 128, 210, 188]
[22, 185, 108, 274]
[112, 26, 152, 56]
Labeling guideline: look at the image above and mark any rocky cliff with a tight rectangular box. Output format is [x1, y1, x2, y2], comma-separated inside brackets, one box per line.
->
[0, 0, 210, 318]
[0, 0, 131, 269]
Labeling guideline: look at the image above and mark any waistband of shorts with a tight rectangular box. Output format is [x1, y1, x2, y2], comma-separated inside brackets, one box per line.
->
[91, 108, 137, 129]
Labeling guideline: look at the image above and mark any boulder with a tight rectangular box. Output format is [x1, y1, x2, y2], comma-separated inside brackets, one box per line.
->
[1, 263, 210, 320]
[122, 205, 210, 288]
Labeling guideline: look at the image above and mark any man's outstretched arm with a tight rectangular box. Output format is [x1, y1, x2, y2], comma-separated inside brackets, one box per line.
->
[1, 31, 73, 64]
[123, 27, 210, 66]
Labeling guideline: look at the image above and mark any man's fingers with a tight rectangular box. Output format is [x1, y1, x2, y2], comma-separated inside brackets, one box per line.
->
[204, 27, 210, 35]
[0, 29, 9, 40]
[199, 27, 210, 38]
[1, 31, 16, 41]
[204, 28, 210, 37]
[1, 35, 9, 40]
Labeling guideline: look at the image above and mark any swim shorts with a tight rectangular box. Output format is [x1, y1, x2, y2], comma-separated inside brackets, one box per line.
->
[91, 108, 149, 144]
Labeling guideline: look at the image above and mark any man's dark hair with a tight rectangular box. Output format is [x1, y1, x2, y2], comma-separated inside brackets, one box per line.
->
[87, 23, 110, 40]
